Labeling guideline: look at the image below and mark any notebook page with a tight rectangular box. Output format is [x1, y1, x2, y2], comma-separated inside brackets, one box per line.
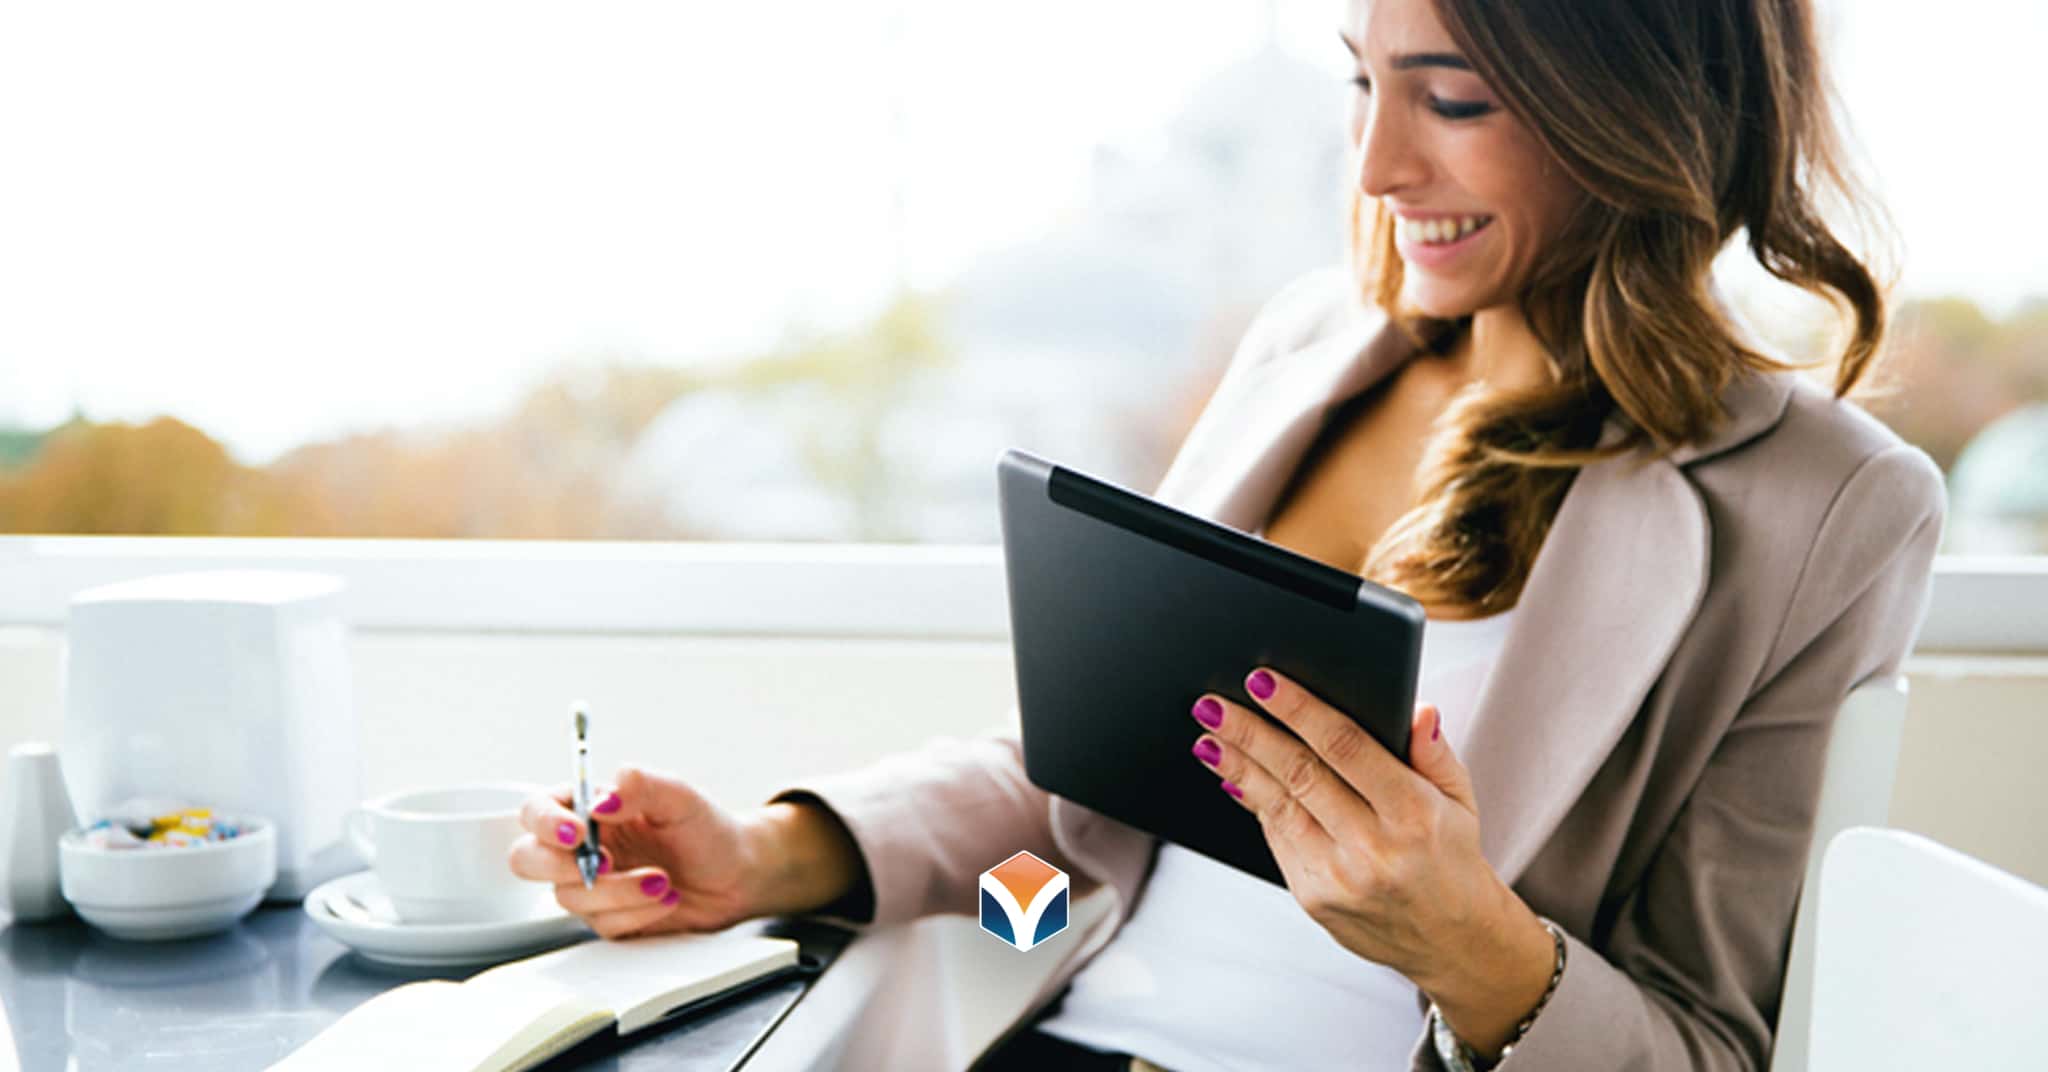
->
[472, 930, 801, 1035]
[271, 977, 612, 1072]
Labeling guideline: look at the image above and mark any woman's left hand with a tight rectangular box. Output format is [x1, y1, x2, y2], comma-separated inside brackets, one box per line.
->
[1188, 666, 1536, 998]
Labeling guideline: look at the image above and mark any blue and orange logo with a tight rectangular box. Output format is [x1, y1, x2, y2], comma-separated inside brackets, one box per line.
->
[979, 850, 1069, 951]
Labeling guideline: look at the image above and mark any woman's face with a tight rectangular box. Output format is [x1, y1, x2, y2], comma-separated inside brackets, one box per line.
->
[1344, 0, 1583, 318]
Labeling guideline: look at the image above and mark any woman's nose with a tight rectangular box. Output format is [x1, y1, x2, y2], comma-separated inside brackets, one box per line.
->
[1354, 104, 1425, 199]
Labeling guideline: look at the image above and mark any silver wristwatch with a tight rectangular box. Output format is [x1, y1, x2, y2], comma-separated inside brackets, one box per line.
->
[1428, 920, 1567, 1070]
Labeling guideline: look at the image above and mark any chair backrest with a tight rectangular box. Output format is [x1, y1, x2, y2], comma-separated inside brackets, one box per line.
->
[1808, 827, 2048, 1068]
[1767, 673, 1908, 1072]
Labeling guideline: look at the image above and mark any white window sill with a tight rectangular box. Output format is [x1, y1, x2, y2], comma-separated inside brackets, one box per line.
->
[0, 537, 2037, 653]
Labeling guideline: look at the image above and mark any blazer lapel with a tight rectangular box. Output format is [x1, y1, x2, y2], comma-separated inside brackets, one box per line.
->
[1152, 304, 1412, 527]
[1462, 361, 1800, 872]
[1461, 360, 1797, 881]
[1457, 454, 1709, 883]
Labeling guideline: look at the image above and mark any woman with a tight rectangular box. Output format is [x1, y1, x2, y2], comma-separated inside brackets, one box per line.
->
[509, 0, 1944, 1068]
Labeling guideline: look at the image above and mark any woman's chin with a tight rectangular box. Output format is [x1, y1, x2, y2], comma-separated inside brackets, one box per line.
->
[1401, 284, 1482, 320]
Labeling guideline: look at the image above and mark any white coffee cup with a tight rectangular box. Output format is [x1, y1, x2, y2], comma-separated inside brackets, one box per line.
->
[345, 782, 553, 924]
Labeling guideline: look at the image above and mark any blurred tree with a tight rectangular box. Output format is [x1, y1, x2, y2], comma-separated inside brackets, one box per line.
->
[2, 290, 2038, 541]
[0, 428, 44, 470]
[0, 293, 950, 539]
[721, 290, 954, 540]
[1867, 297, 2034, 472]
[0, 417, 241, 534]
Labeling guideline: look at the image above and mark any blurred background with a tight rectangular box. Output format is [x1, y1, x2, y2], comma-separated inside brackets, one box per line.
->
[0, 0, 2041, 552]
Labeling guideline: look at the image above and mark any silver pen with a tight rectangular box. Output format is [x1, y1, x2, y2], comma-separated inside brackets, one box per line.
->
[572, 701, 602, 888]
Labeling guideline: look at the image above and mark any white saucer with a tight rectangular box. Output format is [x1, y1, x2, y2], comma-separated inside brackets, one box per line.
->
[304, 871, 590, 969]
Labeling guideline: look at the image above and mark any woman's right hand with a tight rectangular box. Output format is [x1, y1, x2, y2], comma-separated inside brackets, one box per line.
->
[508, 766, 769, 940]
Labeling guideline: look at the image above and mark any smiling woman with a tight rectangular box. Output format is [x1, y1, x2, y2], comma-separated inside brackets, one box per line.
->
[1333, 0, 1900, 621]
[742, 1, 1944, 1071]
[1340, 34, 1581, 324]
[452, 0, 1962, 1059]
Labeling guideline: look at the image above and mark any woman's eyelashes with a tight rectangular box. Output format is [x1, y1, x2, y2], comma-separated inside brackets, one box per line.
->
[1349, 76, 1496, 121]
[1429, 97, 1495, 119]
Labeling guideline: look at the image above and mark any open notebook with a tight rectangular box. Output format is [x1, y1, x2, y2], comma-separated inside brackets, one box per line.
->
[274, 929, 805, 1071]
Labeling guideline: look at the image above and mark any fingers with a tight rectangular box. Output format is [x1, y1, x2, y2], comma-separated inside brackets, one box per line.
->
[507, 833, 613, 884]
[509, 768, 715, 941]
[507, 845, 680, 938]
[589, 765, 713, 828]
[581, 897, 683, 940]
[1193, 725, 1343, 851]
[1408, 703, 1479, 814]
[1240, 667, 1422, 814]
[552, 866, 681, 939]
[517, 767, 714, 844]
[1189, 690, 1371, 847]
[519, 789, 592, 850]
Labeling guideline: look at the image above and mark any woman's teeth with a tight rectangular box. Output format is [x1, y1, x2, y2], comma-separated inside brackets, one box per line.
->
[1399, 215, 1492, 245]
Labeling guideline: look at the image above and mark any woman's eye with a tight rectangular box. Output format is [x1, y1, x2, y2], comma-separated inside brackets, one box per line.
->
[1429, 98, 1495, 120]
[1349, 74, 1492, 120]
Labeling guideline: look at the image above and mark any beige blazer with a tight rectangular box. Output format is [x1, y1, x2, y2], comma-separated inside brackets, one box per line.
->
[770, 268, 1947, 1071]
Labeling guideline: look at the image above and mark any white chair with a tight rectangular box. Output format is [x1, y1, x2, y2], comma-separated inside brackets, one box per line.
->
[1767, 674, 1911, 1072]
[1806, 827, 2048, 1068]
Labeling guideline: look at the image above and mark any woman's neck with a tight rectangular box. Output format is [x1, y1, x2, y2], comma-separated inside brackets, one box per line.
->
[1439, 306, 1557, 395]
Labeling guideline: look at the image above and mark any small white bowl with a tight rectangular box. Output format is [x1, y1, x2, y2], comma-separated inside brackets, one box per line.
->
[58, 819, 277, 941]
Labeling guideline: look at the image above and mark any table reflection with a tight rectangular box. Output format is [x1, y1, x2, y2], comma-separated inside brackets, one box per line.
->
[2, 907, 465, 1070]
[1, 907, 850, 1071]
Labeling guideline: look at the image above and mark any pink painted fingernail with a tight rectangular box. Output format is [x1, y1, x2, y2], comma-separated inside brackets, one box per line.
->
[1221, 780, 1243, 800]
[556, 821, 578, 846]
[597, 854, 613, 876]
[1193, 738, 1221, 767]
[594, 792, 621, 815]
[641, 874, 669, 898]
[1432, 721, 1441, 742]
[1247, 670, 1275, 700]
[1192, 697, 1224, 729]
[661, 890, 679, 906]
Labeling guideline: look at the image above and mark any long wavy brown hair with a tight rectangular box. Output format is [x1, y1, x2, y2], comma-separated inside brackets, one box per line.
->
[1352, 0, 1894, 616]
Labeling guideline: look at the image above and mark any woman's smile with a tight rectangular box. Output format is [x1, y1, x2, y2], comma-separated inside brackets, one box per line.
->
[1393, 211, 1495, 271]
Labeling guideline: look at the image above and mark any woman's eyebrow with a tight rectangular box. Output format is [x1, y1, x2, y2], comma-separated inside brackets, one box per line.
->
[1335, 34, 1472, 72]
[1392, 52, 1471, 71]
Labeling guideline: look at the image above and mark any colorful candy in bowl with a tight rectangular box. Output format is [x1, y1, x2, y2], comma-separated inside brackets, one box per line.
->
[58, 800, 277, 941]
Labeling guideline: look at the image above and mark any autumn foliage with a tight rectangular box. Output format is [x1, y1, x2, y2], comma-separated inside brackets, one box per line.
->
[0, 293, 2039, 539]
[0, 295, 950, 539]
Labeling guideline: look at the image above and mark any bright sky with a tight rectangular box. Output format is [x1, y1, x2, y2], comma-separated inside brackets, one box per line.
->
[0, 0, 2040, 463]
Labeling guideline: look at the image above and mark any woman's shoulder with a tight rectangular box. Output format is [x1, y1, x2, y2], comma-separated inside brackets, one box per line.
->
[1724, 370, 1947, 528]
[1686, 368, 1947, 665]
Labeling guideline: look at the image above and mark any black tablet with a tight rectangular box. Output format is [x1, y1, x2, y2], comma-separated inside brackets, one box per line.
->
[996, 448, 1426, 888]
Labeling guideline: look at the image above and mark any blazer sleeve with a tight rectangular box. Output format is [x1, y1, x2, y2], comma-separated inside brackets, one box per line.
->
[765, 725, 1097, 930]
[1452, 443, 1947, 1072]
[760, 269, 1354, 931]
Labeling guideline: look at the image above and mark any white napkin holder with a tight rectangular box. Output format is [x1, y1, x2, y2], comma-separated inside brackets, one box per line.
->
[60, 569, 364, 900]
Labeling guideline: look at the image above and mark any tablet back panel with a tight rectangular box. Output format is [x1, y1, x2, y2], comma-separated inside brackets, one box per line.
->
[997, 449, 1424, 888]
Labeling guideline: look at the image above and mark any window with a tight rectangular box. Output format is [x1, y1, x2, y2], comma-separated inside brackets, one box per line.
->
[0, 1, 2039, 553]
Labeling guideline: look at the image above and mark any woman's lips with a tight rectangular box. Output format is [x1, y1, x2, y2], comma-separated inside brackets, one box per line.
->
[1395, 215, 1494, 269]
